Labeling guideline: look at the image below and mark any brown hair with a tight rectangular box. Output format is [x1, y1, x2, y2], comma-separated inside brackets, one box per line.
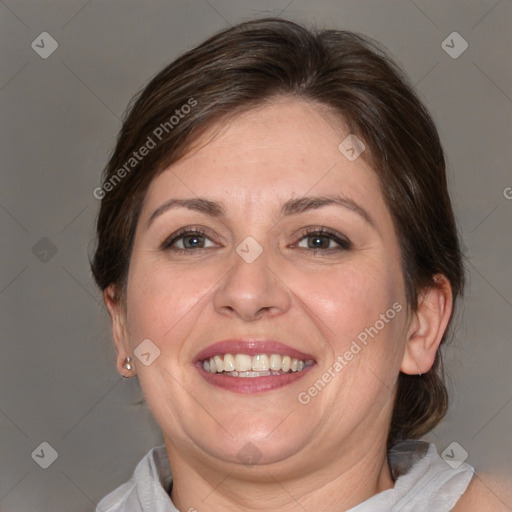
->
[90, 17, 465, 449]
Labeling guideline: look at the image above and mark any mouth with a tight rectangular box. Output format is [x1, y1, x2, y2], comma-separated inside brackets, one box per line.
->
[194, 340, 316, 393]
[200, 353, 314, 376]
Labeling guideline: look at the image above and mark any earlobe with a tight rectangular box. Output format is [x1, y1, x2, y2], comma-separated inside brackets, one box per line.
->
[400, 275, 453, 375]
[103, 285, 135, 377]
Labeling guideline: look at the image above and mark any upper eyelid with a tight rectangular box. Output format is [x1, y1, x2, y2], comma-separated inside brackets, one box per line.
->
[162, 226, 350, 249]
[160, 226, 216, 248]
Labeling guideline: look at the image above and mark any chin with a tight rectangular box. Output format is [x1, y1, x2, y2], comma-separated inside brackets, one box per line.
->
[192, 422, 314, 468]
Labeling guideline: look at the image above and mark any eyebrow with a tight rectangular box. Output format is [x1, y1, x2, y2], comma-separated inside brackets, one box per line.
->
[146, 194, 375, 229]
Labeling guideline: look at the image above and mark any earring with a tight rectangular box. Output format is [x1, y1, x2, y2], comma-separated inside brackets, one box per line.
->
[123, 356, 132, 371]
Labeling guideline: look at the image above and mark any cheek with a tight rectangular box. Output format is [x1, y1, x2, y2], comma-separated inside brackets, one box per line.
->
[124, 257, 217, 350]
[125, 244, 406, 364]
[302, 258, 403, 347]
[303, 262, 406, 405]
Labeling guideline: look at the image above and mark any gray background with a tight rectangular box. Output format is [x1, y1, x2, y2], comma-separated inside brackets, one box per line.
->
[1, 0, 511, 510]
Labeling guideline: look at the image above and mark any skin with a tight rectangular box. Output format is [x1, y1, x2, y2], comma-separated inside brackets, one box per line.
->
[104, 97, 456, 511]
[453, 471, 512, 511]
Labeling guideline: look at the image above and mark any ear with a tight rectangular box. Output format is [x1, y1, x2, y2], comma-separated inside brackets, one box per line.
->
[400, 274, 453, 375]
[103, 285, 136, 377]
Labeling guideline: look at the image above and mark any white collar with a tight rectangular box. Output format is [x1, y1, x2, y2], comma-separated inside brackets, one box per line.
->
[96, 440, 474, 512]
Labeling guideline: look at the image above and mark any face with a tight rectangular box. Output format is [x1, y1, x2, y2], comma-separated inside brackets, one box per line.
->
[115, 97, 412, 474]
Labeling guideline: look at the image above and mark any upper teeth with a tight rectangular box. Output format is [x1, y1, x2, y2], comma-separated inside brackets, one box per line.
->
[202, 353, 313, 375]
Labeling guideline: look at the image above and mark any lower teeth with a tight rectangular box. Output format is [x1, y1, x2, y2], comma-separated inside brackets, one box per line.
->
[223, 370, 298, 377]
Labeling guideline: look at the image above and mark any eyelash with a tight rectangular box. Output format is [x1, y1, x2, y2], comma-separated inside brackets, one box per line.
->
[160, 225, 352, 254]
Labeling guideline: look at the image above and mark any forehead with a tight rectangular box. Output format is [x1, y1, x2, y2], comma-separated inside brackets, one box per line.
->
[142, 97, 387, 220]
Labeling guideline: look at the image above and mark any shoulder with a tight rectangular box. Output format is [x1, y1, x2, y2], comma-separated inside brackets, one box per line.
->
[453, 473, 512, 512]
[96, 445, 171, 512]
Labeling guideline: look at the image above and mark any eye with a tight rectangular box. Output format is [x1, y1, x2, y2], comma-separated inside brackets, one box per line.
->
[160, 227, 218, 252]
[295, 227, 352, 252]
[160, 226, 352, 254]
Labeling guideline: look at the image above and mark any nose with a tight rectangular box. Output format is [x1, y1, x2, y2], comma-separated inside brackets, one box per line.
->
[212, 241, 292, 322]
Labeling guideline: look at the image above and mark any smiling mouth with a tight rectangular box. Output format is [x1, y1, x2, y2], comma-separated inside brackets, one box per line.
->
[200, 353, 315, 377]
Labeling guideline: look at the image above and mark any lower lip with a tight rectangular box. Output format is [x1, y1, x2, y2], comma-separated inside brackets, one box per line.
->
[196, 363, 315, 394]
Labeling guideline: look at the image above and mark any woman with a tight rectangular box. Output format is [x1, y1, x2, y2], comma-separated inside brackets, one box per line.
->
[91, 17, 506, 512]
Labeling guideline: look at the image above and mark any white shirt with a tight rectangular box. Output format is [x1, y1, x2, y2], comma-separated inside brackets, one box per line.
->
[96, 440, 474, 511]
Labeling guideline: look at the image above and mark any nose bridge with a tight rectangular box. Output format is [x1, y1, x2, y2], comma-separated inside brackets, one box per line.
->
[213, 234, 290, 320]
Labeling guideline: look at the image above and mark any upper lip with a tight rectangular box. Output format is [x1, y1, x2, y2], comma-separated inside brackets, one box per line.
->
[194, 339, 316, 363]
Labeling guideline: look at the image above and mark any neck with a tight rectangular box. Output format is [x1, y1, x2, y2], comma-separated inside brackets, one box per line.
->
[165, 433, 395, 512]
